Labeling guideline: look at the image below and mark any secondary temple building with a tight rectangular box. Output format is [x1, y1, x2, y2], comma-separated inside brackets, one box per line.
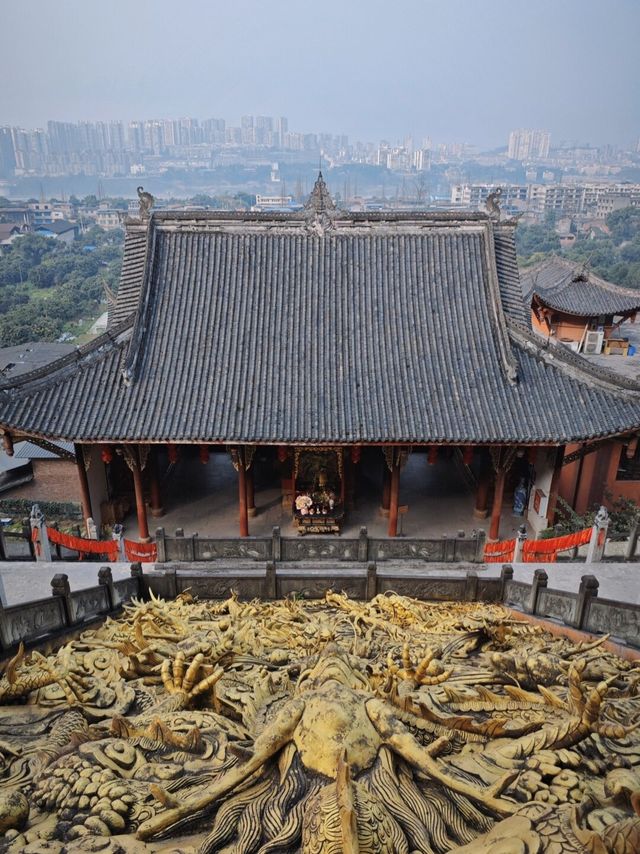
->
[1, 176, 640, 542]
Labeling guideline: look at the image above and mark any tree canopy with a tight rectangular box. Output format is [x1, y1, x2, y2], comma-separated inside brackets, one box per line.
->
[0, 227, 123, 347]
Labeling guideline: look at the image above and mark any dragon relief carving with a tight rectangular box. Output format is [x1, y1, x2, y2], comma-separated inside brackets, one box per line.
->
[0, 591, 636, 852]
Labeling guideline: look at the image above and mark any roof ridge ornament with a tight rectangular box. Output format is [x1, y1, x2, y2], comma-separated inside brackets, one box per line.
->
[485, 187, 502, 221]
[304, 171, 337, 236]
[137, 186, 155, 219]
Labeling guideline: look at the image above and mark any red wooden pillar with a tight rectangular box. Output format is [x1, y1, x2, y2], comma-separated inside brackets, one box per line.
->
[131, 458, 150, 542]
[474, 471, 491, 518]
[546, 447, 564, 526]
[238, 449, 249, 537]
[381, 465, 391, 517]
[489, 467, 506, 541]
[149, 448, 164, 518]
[246, 466, 256, 517]
[74, 443, 93, 523]
[388, 462, 400, 537]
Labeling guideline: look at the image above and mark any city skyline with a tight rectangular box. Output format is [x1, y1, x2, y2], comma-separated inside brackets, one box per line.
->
[1, 0, 639, 148]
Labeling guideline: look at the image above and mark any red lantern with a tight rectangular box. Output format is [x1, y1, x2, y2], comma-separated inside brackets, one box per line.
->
[167, 444, 179, 464]
[351, 446, 361, 464]
[462, 446, 474, 466]
[199, 445, 210, 465]
[277, 446, 288, 463]
[100, 444, 113, 464]
[427, 446, 438, 465]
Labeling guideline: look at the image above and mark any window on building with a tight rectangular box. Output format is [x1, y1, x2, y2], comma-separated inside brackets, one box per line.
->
[617, 442, 640, 481]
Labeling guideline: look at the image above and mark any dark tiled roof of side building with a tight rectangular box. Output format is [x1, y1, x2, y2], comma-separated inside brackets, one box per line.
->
[34, 220, 77, 235]
[1, 195, 640, 445]
[521, 256, 640, 317]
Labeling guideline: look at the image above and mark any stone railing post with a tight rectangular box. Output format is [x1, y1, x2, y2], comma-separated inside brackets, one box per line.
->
[625, 518, 639, 561]
[22, 518, 35, 560]
[98, 566, 115, 610]
[358, 527, 368, 562]
[30, 504, 51, 562]
[155, 527, 166, 562]
[0, 573, 7, 609]
[49, 521, 62, 560]
[111, 524, 125, 561]
[474, 529, 486, 563]
[586, 506, 609, 564]
[573, 574, 599, 630]
[272, 526, 281, 562]
[366, 563, 377, 599]
[465, 570, 479, 602]
[86, 517, 98, 540]
[526, 568, 548, 615]
[265, 561, 277, 599]
[130, 562, 146, 599]
[500, 564, 514, 601]
[51, 573, 73, 626]
[513, 524, 528, 563]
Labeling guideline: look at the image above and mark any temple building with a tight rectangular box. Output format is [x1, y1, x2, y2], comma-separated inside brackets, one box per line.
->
[522, 256, 640, 355]
[1, 176, 640, 543]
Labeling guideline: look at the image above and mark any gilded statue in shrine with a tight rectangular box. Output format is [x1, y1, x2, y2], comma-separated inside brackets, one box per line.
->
[0, 591, 637, 852]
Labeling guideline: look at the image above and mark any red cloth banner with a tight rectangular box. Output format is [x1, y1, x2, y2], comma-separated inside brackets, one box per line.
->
[46, 527, 119, 560]
[484, 539, 515, 563]
[522, 527, 591, 563]
[124, 540, 157, 562]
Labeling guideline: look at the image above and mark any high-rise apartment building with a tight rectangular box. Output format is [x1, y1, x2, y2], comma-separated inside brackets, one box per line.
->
[507, 129, 551, 160]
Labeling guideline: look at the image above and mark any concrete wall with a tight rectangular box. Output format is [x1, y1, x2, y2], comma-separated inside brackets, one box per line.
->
[85, 445, 110, 531]
[527, 448, 556, 535]
[558, 441, 640, 516]
[0, 459, 80, 503]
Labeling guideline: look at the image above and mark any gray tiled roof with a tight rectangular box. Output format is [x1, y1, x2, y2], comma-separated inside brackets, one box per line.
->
[108, 227, 148, 326]
[521, 256, 640, 317]
[13, 439, 75, 460]
[1, 207, 640, 445]
[34, 220, 76, 235]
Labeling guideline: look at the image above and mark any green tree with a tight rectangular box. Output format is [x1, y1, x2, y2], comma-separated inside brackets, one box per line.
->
[606, 206, 640, 245]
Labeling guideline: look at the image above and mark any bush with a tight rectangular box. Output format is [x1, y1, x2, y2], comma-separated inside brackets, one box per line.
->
[541, 494, 639, 541]
[0, 498, 82, 521]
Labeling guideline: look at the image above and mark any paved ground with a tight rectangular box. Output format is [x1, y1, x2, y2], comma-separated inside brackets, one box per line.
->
[508, 561, 640, 605]
[579, 317, 640, 381]
[0, 557, 637, 610]
[0, 561, 132, 607]
[128, 450, 532, 542]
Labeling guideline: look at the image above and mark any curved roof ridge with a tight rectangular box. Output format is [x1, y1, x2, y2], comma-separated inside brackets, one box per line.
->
[527, 254, 640, 298]
[0, 315, 134, 394]
[507, 317, 640, 396]
[150, 208, 495, 225]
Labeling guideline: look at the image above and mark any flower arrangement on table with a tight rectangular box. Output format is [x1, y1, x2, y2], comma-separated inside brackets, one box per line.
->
[295, 494, 313, 515]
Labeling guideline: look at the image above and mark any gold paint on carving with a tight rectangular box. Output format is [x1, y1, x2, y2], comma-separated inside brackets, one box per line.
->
[0, 593, 637, 852]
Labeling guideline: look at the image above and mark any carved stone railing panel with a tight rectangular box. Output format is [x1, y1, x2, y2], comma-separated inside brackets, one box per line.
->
[280, 538, 359, 562]
[193, 538, 271, 562]
[69, 585, 110, 623]
[370, 539, 447, 562]
[584, 598, 640, 646]
[376, 574, 467, 600]
[476, 578, 503, 602]
[536, 588, 578, 626]
[112, 578, 140, 607]
[175, 572, 266, 601]
[0, 597, 67, 647]
[503, 579, 530, 611]
[276, 568, 367, 600]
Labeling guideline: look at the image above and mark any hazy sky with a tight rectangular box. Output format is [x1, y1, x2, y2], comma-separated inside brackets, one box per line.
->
[1, 0, 639, 148]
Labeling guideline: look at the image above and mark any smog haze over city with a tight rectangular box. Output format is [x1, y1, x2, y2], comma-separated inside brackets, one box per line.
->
[1, 0, 639, 148]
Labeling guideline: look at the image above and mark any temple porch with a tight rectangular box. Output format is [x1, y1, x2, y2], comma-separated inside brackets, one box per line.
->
[116, 447, 535, 542]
